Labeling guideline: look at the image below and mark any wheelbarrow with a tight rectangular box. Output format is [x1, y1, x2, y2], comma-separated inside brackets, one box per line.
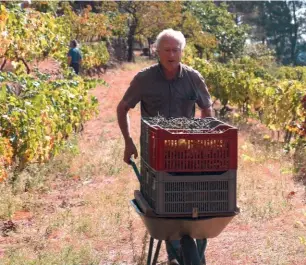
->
[129, 160, 240, 265]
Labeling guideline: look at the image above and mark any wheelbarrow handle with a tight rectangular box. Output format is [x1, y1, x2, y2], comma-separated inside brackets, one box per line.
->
[129, 159, 141, 182]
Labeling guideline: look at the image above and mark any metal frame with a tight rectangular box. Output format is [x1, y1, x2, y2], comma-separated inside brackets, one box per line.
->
[146, 237, 207, 265]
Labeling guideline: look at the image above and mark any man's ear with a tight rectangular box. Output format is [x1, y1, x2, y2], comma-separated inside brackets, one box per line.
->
[156, 52, 160, 63]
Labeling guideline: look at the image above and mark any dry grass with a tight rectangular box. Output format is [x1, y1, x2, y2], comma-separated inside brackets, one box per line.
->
[120, 55, 156, 72]
[237, 139, 296, 222]
[0, 61, 305, 265]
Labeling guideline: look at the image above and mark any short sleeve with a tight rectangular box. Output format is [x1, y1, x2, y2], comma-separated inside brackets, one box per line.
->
[68, 49, 72, 57]
[122, 73, 142, 108]
[193, 71, 212, 109]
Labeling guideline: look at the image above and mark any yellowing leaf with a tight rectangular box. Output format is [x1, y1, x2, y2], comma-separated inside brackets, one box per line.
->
[294, 221, 304, 228]
[241, 154, 256, 162]
[263, 134, 271, 140]
[11, 61, 18, 69]
[240, 144, 248, 150]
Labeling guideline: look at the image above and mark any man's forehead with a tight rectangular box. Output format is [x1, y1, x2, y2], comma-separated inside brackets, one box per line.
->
[160, 37, 180, 47]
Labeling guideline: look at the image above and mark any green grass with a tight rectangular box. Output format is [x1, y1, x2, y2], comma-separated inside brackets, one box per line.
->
[1, 245, 100, 265]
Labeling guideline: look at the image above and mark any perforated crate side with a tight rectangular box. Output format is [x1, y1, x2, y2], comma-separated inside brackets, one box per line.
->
[153, 129, 238, 172]
[140, 120, 149, 164]
[140, 158, 156, 209]
[156, 171, 237, 215]
[140, 118, 238, 172]
[141, 120, 157, 169]
[140, 159, 237, 216]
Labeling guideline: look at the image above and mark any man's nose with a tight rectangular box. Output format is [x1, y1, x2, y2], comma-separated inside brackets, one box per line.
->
[169, 50, 175, 57]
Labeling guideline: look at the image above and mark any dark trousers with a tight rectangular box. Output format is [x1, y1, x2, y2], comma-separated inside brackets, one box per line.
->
[70, 63, 80, 74]
[166, 239, 207, 263]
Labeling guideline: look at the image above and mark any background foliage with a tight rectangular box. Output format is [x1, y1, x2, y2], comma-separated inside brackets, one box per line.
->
[0, 0, 305, 181]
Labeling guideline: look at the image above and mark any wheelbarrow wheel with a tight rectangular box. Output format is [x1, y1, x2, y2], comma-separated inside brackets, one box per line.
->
[180, 235, 202, 265]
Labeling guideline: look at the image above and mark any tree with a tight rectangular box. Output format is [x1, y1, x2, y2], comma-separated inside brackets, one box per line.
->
[140, 2, 182, 58]
[116, 1, 182, 62]
[180, 10, 217, 59]
[228, 1, 306, 65]
[185, 1, 249, 61]
[260, 1, 301, 64]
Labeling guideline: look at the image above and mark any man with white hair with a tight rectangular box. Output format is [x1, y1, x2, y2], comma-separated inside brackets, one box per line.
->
[117, 29, 212, 265]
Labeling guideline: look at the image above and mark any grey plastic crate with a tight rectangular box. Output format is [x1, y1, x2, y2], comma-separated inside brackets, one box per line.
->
[140, 159, 237, 217]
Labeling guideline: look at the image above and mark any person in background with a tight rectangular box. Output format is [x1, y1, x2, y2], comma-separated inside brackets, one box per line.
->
[20, 0, 31, 9]
[67, 40, 82, 75]
[117, 28, 212, 265]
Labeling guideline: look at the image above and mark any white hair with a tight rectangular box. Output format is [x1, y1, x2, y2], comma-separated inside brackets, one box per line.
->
[155, 29, 186, 50]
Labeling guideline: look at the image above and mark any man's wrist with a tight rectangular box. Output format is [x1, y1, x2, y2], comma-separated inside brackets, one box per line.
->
[124, 136, 133, 143]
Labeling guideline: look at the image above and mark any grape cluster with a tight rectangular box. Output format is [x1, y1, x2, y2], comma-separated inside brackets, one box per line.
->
[144, 116, 223, 131]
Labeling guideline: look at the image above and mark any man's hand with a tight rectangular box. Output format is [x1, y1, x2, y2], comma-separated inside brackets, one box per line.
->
[124, 138, 138, 164]
[201, 106, 213, 118]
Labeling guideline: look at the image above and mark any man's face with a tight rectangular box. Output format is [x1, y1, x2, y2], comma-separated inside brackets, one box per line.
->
[157, 37, 182, 72]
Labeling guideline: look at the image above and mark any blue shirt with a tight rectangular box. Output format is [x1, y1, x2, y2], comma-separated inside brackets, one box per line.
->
[68, 48, 82, 64]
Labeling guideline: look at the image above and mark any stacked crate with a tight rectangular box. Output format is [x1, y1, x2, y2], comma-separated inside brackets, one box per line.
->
[139, 117, 238, 217]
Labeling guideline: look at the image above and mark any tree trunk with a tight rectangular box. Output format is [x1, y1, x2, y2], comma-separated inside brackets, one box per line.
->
[293, 138, 306, 184]
[195, 45, 203, 59]
[147, 37, 151, 58]
[17, 57, 30, 74]
[0, 58, 7, 71]
[291, 1, 298, 65]
[127, 23, 136, 62]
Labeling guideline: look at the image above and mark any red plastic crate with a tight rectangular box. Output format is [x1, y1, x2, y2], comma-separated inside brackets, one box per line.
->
[140, 117, 238, 172]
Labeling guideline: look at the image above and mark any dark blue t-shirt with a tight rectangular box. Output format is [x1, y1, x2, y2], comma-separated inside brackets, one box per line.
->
[68, 48, 82, 64]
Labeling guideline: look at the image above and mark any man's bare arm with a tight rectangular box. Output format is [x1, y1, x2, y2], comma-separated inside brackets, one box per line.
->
[117, 100, 132, 141]
[201, 106, 213, 118]
[117, 100, 138, 163]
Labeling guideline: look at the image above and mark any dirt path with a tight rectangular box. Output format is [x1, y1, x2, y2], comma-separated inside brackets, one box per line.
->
[1, 61, 305, 265]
